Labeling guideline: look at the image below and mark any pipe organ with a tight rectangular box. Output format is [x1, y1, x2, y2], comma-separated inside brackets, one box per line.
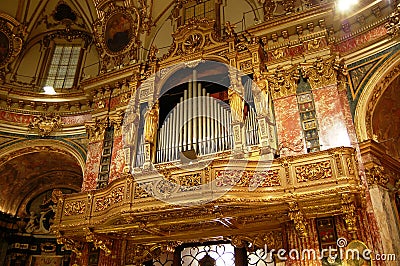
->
[156, 77, 234, 163]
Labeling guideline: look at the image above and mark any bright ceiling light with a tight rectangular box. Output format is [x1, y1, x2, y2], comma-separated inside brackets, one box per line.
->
[42, 86, 56, 95]
[337, 0, 359, 12]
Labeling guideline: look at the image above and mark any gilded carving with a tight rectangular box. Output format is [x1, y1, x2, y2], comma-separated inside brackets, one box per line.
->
[385, 4, 400, 37]
[228, 87, 245, 123]
[64, 200, 86, 216]
[85, 118, 107, 142]
[215, 170, 280, 188]
[265, 65, 300, 99]
[28, 114, 63, 137]
[94, 187, 124, 212]
[288, 202, 308, 238]
[231, 231, 283, 250]
[179, 173, 202, 192]
[365, 165, 389, 187]
[295, 160, 332, 182]
[341, 194, 357, 233]
[54, 231, 82, 257]
[302, 55, 347, 90]
[84, 227, 111, 256]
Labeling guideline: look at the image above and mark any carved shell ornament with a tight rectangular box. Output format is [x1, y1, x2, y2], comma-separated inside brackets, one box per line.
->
[183, 33, 203, 54]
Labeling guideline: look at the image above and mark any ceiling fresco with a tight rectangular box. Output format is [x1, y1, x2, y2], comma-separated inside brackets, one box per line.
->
[0, 151, 83, 216]
[372, 75, 400, 160]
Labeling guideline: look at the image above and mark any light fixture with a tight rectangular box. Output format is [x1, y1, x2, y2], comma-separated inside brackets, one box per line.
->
[337, 0, 359, 12]
[42, 86, 56, 95]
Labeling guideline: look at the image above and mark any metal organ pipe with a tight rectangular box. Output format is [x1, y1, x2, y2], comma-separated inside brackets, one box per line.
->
[156, 71, 235, 163]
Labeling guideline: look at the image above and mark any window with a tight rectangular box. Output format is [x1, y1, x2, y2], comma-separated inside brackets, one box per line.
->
[44, 44, 81, 90]
[184, 0, 215, 23]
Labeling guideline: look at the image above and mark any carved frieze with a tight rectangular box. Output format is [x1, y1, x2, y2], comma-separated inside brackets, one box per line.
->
[64, 200, 86, 216]
[94, 186, 124, 212]
[295, 160, 333, 182]
[215, 170, 281, 188]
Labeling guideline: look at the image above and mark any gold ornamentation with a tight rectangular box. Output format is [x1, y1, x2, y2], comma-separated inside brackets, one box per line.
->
[347, 157, 355, 175]
[228, 87, 244, 123]
[385, 4, 400, 37]
[302, 55, 346, 89]
[94, 187, 124, 212]
[341, 194, 357, 233]
[265, 65, 300, 99]
[365, 165, 389, 187]
[109, 111, 125, 136]
[183, 33, 203, 54]
[144, 101, 159, 144]
[84, 227, 111, 256]
[231, 231, 283, 250]
[85, 118, 107, 142]
[54, 231, 82, 257]
[288, 202, 308, 238]
[295, 160, 332, 182]
[28, 114, 63, 137]
[64, 200, 86, 216]
[93, 5, 141, 72]
[215, 170, 280, 187]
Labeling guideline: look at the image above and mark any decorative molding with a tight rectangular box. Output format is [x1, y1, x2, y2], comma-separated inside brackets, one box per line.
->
[84, 227, 111, 256]
[85, 118, 108, 142]
[385, 4, 400, 37]
[341, 194, 357, 234]
[265, 65, 299, 100]
[28, 114, 63, 136]
[288, 202, 308, 238]
[365, 165, 389, 188]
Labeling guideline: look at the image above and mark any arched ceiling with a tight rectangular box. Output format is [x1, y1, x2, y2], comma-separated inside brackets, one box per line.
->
[0, 151, 83, 216]
[372, 74, 400, 161]
[1, 0, 97, 31]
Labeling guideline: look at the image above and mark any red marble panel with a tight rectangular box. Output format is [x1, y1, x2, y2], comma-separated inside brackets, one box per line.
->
[285, 219, 322, 266]
[0, 110, 33, 124]
[62, 114, 91, 126]
[333, 25, 387, 54]
[98, 239, 123, 266]
[274, 96, 304, 156]
[82, 141, 103, 191]
[109, 135, 125, 183]
[313, 86, 352, 150]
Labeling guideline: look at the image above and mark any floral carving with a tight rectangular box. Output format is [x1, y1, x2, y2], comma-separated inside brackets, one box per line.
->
[215, 170, 280, 188]
[64, 200, 86, 216]
[94, 187, 124, 212]
[295, 160, 332, 182]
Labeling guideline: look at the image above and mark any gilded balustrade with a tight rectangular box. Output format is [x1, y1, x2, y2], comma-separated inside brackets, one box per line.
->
[52, 147, 362, 244]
